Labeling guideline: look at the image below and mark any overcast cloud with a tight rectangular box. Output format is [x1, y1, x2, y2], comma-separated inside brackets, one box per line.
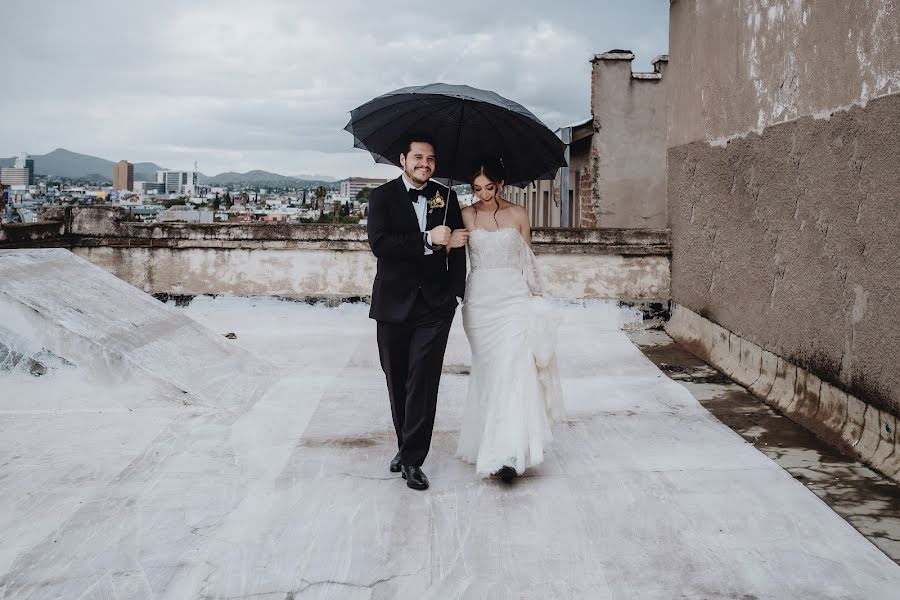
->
[2, 0, 668, 178]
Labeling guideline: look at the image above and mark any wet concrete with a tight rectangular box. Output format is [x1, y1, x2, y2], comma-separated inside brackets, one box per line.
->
[628, 328, 900, 564]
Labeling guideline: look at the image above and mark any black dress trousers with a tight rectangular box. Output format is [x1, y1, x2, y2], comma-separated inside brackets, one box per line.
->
[376, 292, 454, 467]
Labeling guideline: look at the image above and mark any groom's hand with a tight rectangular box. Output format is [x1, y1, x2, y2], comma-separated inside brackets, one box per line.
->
[430, 225, 451, 246]
[448, 229, 469, 249]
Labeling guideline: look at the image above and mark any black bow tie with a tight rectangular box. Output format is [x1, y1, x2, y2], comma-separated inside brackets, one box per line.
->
[408, 186, 428, 202]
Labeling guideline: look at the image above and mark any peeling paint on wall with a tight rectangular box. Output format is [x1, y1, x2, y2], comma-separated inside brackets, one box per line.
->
[668, 92, 900, 415]
[669, 0, 900, 148]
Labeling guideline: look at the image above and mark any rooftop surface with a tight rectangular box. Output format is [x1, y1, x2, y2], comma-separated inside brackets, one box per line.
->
[1, 249, 899, 598]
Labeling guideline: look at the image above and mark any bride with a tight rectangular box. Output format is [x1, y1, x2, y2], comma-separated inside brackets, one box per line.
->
[450, 156, 565, 482]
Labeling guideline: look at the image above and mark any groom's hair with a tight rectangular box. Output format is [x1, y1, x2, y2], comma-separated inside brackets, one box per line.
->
[402, 132, 436, 156]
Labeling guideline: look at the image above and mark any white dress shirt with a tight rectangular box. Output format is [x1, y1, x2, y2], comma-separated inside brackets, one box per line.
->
[401, 174, 434, 255]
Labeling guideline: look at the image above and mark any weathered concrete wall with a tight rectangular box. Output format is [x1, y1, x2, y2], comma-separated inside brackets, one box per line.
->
[0, 221, 65, 247]
[2, 207, 671, 302]
[73, 246, 670, 302]
[667, 0, 900, 418]
[587, 51, 669, 228]
[668, 0, 900, 148]
[72, 246, 376, 300]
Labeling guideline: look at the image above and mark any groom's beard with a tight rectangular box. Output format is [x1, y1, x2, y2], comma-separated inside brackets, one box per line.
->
[404, 164, 433, 187]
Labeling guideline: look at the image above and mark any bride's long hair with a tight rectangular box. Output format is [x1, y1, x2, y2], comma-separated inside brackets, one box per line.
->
[470, 155, 505, 228]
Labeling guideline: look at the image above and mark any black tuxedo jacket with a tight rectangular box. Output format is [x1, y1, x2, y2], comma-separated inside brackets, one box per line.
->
[367, 176, 467, 323]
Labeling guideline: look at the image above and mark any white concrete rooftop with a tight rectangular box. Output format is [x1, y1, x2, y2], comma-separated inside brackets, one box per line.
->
[1, 249, 899, 599]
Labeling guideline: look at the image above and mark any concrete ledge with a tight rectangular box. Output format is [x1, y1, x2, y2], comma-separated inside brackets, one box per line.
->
[665, 303, 900, 483]
[530, 227, 669, 255]
[3, 208, 671, 302]
[632, 73, 663, 81]
[73, 246, 670, 302]
[12, 207, 671, 256]
[0, 221, 66, 247]
[593, 50, 635, 61]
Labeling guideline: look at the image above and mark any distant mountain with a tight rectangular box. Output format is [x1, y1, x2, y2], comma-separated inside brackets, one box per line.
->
[0, 148, 335, 186]
[0, 148, 165, 182]
[202, 170, 294, 184]
[292, 173, 338, 183]
[201, 170, 336, 186]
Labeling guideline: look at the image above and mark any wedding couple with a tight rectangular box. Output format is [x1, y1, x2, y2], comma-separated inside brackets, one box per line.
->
[367, 134, 564, 491]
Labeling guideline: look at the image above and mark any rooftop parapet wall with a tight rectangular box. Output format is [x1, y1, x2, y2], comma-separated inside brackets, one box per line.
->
[0, 221, 64, 247]
[668, 0, 900, 147]
[0, 207, 671, 302]
[20, 206, 670, 255]
[587, 50, 669, 229]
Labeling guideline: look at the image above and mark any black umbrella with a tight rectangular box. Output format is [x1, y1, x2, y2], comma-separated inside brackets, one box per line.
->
[344, 83, 567, 189]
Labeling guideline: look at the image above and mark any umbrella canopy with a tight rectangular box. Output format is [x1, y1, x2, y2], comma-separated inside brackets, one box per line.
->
[344, 83, 567, 188]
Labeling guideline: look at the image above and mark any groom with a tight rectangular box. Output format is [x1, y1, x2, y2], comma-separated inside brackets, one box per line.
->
[367, 133, 467, 490]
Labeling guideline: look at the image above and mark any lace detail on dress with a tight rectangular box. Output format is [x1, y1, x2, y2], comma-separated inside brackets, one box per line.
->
[523, 243, 543, 295]
[468, 228, 543, 294]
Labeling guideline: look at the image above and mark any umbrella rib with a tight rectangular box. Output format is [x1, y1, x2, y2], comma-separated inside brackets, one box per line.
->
[347, 94, 462, 135]
[350, 98, 461, 156]
[498, 107, 567, 176]
[466, 101, 525, 181]
[346, 96, 445, 130]
[469, 101, 562, 185]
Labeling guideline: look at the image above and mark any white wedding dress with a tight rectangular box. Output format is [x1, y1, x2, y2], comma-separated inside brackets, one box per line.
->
[456, 227, 565, 477]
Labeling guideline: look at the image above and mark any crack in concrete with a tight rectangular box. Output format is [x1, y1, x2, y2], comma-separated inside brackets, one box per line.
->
[296, 571, 418, 594]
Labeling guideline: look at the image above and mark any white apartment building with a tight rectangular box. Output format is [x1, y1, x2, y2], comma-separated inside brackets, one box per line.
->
[340, 177, 387, 199]
[156, 170, 200, 195]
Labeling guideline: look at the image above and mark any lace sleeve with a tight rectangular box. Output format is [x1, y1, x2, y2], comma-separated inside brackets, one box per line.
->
[523, 243, 544, 295]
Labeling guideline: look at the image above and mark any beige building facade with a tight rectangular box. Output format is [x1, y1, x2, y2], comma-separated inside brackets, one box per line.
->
[340, 177, 388, 198]
[505, 51, 668, 229]
[113, 160, 134, 191]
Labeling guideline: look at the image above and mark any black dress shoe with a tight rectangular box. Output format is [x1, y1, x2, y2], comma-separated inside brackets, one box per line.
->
[390, 452, 402, 473]
[401, 465, 429, 490]
[495, 465, 517, 483]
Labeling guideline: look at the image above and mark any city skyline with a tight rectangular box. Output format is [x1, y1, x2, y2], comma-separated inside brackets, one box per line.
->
[2, 1, 668, 179]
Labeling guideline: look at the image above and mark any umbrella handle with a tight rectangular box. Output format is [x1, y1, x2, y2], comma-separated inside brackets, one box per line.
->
[442, 101, 465, 230]
[442, 178, 451, 228]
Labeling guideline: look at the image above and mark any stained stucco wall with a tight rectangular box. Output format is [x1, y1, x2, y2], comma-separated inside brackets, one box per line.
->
[668, 0, 900, 147]
[588, 53, 669, 228]
[667, 0, 900, 414]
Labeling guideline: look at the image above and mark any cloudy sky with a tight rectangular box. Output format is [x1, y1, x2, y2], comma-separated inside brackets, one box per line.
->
[3, 1, 668, 179]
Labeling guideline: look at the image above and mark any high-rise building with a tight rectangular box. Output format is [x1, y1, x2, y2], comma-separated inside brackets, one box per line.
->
[156, 169, 199, 195]
[3, 153, 34, 186]
[0, 168, 28, 186]
[113, 160, 134, 191]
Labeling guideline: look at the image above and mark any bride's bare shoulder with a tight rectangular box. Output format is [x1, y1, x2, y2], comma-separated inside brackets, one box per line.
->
[461, 204, 476, 227]
[505, 202, 528, 223]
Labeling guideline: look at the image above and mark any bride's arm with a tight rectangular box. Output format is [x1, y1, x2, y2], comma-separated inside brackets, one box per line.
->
[518, 206, 533, 247]
[517, 207, 543, 296]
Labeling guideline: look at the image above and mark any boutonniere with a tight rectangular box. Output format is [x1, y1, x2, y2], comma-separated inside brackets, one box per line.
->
[428, 190, 445, 214]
